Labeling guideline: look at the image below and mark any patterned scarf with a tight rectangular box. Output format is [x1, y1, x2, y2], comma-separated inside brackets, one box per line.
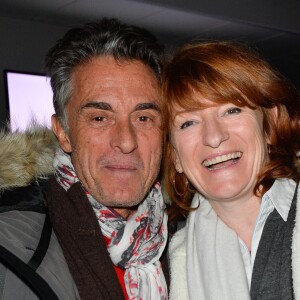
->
[53, 149, 168, 300]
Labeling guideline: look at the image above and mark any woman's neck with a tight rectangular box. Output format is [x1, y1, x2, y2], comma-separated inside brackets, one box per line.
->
[208, 195, 261, 251]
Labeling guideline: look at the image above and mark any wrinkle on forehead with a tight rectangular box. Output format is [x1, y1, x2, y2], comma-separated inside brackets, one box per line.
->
[70, 56, 160, 106]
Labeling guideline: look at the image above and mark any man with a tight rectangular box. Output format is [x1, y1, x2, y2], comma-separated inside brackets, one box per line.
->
[0, 18, 167, 299]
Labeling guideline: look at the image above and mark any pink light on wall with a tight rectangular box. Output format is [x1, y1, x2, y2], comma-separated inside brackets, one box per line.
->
[5, 71, 55, 131]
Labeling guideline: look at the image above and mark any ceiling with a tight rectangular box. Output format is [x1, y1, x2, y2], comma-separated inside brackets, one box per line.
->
[0, 0, 300, 87]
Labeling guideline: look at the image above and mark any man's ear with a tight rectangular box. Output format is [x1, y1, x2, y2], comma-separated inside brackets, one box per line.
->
[51, 115, 72, 153]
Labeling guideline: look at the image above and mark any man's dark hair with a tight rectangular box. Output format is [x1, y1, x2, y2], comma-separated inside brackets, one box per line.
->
[45, 18, 164, 128]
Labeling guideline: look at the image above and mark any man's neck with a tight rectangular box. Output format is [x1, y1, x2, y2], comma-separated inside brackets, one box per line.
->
[112, 206, 138, 219]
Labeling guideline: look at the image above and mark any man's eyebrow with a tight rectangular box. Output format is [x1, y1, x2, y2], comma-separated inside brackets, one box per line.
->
[80, 101, 160, 112]
[81, 102, 112, 110]
[135, 102, 161, 112]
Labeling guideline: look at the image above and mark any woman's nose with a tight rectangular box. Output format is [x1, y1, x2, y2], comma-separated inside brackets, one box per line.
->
[202, 118, 229, 148]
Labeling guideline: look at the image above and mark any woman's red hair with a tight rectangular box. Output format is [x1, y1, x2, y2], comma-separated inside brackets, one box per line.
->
[162, 41, 300, 220]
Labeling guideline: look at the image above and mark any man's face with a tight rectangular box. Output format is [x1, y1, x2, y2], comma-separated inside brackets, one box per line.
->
[52, 56, 163, 218]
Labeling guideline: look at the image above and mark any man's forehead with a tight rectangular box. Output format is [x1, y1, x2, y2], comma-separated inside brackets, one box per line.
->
[71, 57, 159, 92]
[69, 55, 161, 109]
[74, 55, 156, 79]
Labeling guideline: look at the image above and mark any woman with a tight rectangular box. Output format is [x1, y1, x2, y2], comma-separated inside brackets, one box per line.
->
[162, 41, 300, 299]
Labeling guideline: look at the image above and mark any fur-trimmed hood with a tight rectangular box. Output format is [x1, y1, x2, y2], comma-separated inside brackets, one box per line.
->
[0, 125, 174, 205]
[0, 126, 58, 191]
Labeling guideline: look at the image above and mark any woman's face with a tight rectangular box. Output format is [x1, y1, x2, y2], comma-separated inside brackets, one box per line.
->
[171, 97, 268, 203]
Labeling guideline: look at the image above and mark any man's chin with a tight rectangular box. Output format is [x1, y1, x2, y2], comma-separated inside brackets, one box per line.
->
[96, 190, 145, 208]
[110, 205, 139, 219]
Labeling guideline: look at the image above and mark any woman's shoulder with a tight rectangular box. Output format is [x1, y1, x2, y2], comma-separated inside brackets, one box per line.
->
[168, 222, 189, 300]
[169, 223, 186, 257]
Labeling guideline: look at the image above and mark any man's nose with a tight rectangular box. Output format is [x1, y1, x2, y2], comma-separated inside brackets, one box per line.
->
[110, 119, 138, 153]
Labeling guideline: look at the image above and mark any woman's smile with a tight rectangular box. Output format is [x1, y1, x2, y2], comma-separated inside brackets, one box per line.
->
[202, 151, 242, 170]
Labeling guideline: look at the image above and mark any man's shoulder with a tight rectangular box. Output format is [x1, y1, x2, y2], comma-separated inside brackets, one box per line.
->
[0, 206, 80, 299]
[0, 179, 50, 252]
[0, 178, 50, 214]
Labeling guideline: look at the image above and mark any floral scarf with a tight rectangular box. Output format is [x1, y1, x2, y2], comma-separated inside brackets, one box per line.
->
[53, 149, 168, 299]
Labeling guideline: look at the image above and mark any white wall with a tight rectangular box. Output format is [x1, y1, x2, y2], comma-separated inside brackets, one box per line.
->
[0, 17, 69, 129]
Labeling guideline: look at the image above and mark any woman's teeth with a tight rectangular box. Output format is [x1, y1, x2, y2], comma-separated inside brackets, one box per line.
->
[202, 152, 242, 167]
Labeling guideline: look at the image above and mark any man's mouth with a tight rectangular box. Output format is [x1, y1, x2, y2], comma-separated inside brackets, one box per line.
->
[202, 151, 242, 170]
[101, 159, 143, 171]
[105, 165, 137, 171]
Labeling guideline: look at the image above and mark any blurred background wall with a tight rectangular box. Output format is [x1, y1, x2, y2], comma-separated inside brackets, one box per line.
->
[0, 0, 299, 129]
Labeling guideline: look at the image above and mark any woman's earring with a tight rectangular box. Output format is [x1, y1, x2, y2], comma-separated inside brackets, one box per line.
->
[173, 172, 189, 197]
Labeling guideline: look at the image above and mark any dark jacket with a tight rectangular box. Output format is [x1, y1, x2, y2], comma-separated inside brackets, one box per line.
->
[0, 128, 124, 299]
[0, 127, 169, 299]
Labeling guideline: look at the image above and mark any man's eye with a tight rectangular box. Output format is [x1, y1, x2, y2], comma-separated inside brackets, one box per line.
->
[139, 116, 151, 122]
[180, 120, 194, 129]
[226, 107, 241, 115]
[94, 116, 105, 122]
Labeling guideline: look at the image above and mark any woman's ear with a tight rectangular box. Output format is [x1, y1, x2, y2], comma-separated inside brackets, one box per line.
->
[266, 106, 278, 144]
[172, 148, 183, 173]
[51, 115, 72, 153]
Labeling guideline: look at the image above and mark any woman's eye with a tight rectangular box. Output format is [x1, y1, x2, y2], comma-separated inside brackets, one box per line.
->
[180, 120, 195, 129]
[226, 107, 241, 115]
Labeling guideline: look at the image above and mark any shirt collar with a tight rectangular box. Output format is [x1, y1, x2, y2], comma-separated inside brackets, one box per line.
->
[262, 178, 297, 221]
